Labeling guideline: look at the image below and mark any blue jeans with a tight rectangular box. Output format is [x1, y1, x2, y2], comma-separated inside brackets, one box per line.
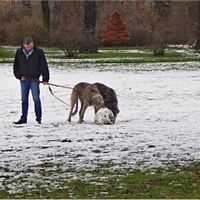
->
[20, 80, 42, 122]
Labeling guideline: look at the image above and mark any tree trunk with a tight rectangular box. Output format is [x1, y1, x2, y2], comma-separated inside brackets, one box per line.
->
[80, 1, 98, 53]
[41, 0, 50, 44]
[41, 0, 50, 30]
[196, 1, 200, 49]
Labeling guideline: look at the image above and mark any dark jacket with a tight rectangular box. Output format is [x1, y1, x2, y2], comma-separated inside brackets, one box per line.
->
[13, 46, 50, 82]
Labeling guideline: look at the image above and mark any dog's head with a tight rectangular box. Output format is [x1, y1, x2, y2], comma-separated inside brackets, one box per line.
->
[90, 93, 105, 112]
[107, 104, 120, 123]
[113, 107, 120, 122]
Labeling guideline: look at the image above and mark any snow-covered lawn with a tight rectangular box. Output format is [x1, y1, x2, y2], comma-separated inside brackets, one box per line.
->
[1, 61, 200, 194]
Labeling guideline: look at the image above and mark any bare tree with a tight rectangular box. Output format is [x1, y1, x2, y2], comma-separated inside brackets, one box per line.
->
[0, 0, 12, 44]
[0, 0, 12, 14]
[50, 1, 84, 57]
[0, 1, 198, 46]
[148, 1, 170, 55]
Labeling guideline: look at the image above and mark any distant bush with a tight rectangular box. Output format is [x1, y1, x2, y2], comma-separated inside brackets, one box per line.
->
[6, 16, 48, 46]
[0, 22, 9, 45]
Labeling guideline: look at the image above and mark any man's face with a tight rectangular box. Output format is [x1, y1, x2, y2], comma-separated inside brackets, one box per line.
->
[24, 42, 34, 51]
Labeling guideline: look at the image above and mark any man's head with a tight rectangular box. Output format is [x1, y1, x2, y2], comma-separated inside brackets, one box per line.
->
[23, 36, 34, 51]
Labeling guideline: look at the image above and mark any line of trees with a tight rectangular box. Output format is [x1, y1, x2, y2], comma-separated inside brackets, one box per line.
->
[0, 1, 199, 56]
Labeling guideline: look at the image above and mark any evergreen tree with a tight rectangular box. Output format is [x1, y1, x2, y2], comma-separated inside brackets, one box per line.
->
[101, 11, 131, 48]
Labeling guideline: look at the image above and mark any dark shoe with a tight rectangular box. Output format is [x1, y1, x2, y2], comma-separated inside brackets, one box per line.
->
[14, 119, 27, 125]
[36, 119, 41, 124]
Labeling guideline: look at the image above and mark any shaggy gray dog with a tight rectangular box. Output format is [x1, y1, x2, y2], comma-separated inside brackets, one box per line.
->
[94, 82, 120, 123]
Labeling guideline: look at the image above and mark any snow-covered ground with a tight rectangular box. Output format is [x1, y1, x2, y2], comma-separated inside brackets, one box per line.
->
[1, 60, 200, 193]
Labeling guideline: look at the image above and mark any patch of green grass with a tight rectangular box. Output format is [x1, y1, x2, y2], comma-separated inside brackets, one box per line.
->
[1, 162, 200, 199]
[48, 48, 200, 64]
[1, 46, 200, 64]
[0, 47, 15, 63]
[0, 48, 15, 59]
[116, 167, 200, 199]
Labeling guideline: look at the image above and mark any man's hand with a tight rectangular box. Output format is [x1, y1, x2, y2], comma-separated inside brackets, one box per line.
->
[21, 76, 26, 81]
[43, 82, 49, 85]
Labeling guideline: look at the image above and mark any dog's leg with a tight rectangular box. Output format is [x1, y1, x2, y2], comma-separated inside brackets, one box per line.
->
[94, 107, 98, 114]
[79, 100, 88, 123]
[79, 99, 84, 118]
[67, 92, 77, 122]
[67, 105, 74, 122]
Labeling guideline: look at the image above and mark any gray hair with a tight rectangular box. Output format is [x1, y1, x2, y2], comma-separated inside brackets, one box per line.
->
[23, 36, 33, 44]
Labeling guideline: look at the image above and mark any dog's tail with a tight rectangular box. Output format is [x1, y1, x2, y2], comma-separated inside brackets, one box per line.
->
[71, 100, 78, 116]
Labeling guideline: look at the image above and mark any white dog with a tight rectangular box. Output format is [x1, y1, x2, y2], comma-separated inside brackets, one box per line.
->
[94, 108, 115, 125]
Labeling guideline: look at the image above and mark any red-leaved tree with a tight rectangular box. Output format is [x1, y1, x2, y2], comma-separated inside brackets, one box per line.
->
[101, 11, 131, 48]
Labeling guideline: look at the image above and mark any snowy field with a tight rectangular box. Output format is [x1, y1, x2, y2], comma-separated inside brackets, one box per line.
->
[1, 60, 200, 193]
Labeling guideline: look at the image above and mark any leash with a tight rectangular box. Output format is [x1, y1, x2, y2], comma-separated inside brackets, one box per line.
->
[33, 79, 71, 107]
[48, 83, 73, 89]
[47, 85, 71, 107]
[34, 79, 73, 89]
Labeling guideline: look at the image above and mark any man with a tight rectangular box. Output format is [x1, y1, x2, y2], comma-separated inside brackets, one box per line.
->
[13, 36, 50, 124]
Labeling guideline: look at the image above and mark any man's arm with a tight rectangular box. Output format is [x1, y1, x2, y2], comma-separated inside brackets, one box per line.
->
[39, 49, 50, 83]
[13, 49, 23, 80]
